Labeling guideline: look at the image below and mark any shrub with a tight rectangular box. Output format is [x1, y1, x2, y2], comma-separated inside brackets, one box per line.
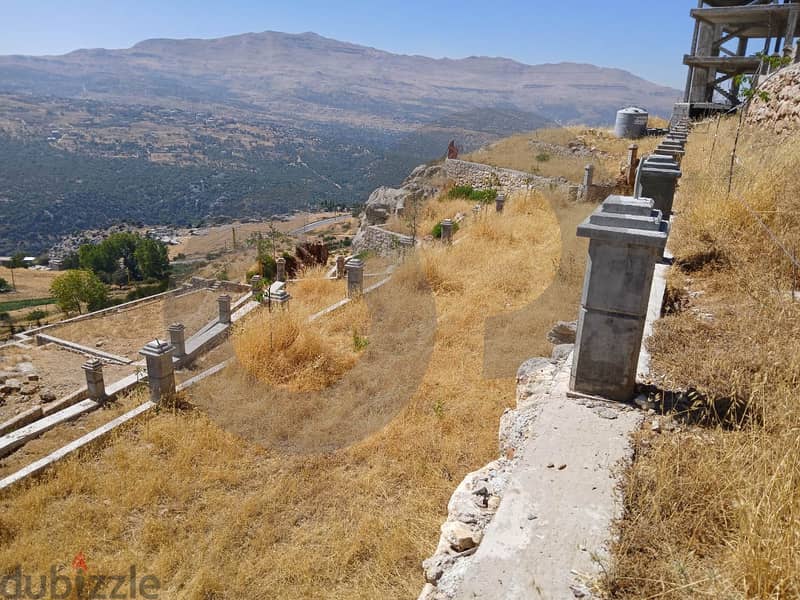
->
[446, 184, 497, 204]
[535, 152, 550, 162]
[124, 279, 168, 301]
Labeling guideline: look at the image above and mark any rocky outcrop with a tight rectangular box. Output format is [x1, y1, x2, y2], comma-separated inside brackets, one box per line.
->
[364, 164, 445, 226]
[746, 62, 800, 133]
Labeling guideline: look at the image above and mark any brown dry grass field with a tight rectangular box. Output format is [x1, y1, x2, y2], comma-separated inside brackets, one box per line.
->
[169, 212, 343, 259]
[0, 388, 149, 480]
[48, 289, 228, 360]
[0, 186, 593, 598]
[0, 266, 57, 302]
[464, 126, 661, 183]
[608, 118, 800, 598]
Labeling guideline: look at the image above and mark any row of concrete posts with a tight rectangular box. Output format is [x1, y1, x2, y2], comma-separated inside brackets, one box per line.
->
[570, 120, 688, 401]
[80, 292, 238, 404]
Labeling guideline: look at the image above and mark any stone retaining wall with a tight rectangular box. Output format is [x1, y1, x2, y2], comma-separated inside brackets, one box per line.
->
[352, 225, 414, 256]
[747, 62, 800, 134]
[443, 158, 572, 195]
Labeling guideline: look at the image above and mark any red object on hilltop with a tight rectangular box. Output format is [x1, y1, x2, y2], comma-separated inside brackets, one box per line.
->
[447, 140, 459, 159]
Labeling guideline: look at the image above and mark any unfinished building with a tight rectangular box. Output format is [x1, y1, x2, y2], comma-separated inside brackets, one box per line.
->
[678, 0, 799, 119]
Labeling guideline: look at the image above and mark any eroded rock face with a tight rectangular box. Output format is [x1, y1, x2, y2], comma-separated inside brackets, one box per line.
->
[363, 164, 444, 226]
[365, 186, 407, 224]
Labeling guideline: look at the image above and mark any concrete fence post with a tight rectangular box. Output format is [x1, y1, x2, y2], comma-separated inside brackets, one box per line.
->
[81, 358, 106, 402]
[217, 294, 232, 324]
[139, 339, 176, 403]
[495, 193, 506, 213]
[168, 322, 186, 358]
[583, 164, 594, 190]
[441, 219, 453, 243]
[276, 257, 286, 283]
[336, 255, 346, 279]
[635, 158, 682, 220]
[346, 258, 364, 298]
[570, 196, 669, 401]
[626, 144, 639, 186]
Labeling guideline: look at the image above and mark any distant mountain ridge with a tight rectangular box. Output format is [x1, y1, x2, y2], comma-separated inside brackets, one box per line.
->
[0, 31, 678, 126]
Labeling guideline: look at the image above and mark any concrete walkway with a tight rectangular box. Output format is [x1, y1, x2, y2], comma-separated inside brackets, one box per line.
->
[454, 358, 641, 599]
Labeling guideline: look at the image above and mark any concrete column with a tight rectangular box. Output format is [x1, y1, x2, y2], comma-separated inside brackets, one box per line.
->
[276, 257, 286, 282]
[570, 196, 669, 401]
[626, 145, 639, 186]
[81, 358, 106, 402]
[250, 274, 262, 293]
[168, 322, 186, 358]
[336, 255, 346, 279]
[217, 294, 231, 324]
[690, 21, 716, 102]
[495, 193, 506, 213]
[636, 159, 682, 220]
[139, 340, 176, 403]
[582, 164, 594, 190]
[441, 219, 453, 243]
[346, 258, 364, 298]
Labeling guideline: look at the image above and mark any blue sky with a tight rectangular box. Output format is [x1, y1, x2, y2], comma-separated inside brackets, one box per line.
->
[1, 0, 698, 89]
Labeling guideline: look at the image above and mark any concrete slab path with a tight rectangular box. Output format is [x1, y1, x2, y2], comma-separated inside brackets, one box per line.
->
[454, 361, 642, 599]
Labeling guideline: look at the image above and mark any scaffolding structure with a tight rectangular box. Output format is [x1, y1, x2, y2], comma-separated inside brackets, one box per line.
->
[681, 0, 800, 116]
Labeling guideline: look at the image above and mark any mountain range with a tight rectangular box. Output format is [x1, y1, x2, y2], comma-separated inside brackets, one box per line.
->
[0, 31, 680, 253]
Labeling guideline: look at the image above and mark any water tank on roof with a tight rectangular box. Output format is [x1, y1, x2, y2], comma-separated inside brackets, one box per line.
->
[614, 107, 649, 139]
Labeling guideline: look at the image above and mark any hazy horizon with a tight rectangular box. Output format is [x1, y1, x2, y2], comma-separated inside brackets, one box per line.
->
[1, 0, 697, 89]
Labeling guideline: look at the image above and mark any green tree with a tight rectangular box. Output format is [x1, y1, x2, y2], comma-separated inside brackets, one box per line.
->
[50, 270, 108, 315]
[111, 267, 129, 289]
[0, 277, 10, 292]
[78, 243, 115, 279]
[7, 252, 25, 291]
[134, 238, 170, 281]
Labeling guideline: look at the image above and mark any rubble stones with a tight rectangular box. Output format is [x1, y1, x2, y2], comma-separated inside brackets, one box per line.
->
[441, 521, 483, 552]
[746, 63, 800, 133]
[38, 390, 57, 403]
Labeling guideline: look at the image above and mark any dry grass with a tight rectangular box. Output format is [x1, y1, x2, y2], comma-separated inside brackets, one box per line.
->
[0, 266, 58, 301]
[169, 212, 341, 259]
[464, 126, 661, 183]
[0, 187, 582, 599]
[48, 289, 224, 360]
[608, 117, 800, 598]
